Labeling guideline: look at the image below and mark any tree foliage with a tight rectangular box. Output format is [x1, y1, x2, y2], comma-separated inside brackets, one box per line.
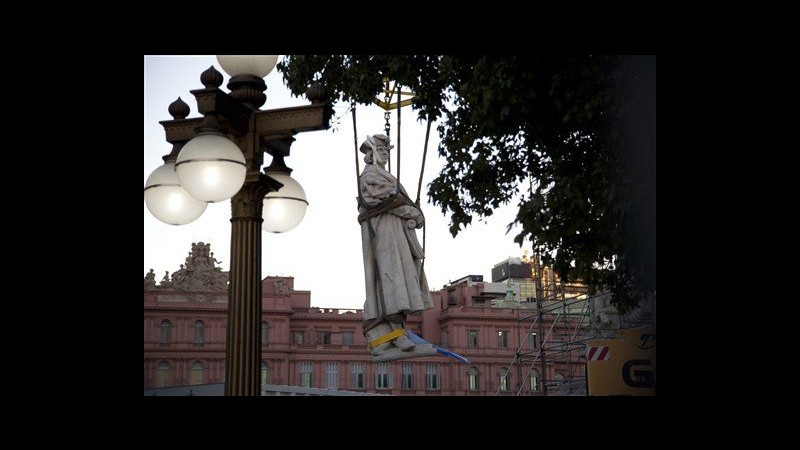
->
[278, 55, 655, 311]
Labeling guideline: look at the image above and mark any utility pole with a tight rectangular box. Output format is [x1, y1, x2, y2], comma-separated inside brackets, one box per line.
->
[534, 252, 547, 396]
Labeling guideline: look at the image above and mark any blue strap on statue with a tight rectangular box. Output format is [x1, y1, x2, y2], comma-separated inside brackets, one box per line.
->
[404, 330, 471, 364]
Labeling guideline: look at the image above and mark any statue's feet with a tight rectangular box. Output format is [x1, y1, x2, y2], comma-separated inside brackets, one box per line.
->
[389, 322, 415, 351]
[371, 343, 438, 362]
[366, 322, 417, 355]
[365, 323, 393, 356]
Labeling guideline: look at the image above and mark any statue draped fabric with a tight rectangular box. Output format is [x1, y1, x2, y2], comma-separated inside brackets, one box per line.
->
[359, 164, 432, 320]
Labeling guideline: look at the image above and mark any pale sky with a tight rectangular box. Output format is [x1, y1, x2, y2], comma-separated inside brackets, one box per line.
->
[144, 55, 531, 310]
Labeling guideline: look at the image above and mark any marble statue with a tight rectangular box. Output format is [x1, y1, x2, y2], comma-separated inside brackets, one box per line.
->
[357, 134, 436, 361]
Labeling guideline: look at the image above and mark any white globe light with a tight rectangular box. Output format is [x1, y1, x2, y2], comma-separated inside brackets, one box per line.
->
[263, 172, 308, 233]
[144, 162, 207, 225]
[176, 133, 247, 203]
[217, 55, 279, 78]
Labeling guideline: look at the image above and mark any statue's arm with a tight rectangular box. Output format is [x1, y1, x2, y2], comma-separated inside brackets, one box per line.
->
[389, 204, 424, 224]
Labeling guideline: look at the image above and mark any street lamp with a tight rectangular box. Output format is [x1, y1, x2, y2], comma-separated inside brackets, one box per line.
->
[144, 55, 330, 395]
[262, 154, 308, 233]
[143, 160, 208, 225]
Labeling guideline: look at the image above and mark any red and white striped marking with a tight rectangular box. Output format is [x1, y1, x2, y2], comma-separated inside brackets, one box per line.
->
[587, 346, 610, 361]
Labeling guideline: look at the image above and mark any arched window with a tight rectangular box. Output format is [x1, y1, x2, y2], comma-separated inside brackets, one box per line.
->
[326, 362, 339, 389]
[261, 321, 269, 345]
[468, 367, 479, 391]
[191, 361, 204, 385]
[401, 363, 413, 390]
[376, 362, 390, 389]
[351, 362, 365, 389]
[528, 332, 538, 349]
[261, 361, 270, 387]
[194, 320, 205, 345]
[425, 363, 440, 390]
[156, 361, 171, 387]
[159, 320, 172, 346]
[299, 361, 312, 388]
[499, 367, 510, 392]
[467, 330, 478, 348]
[530, 370, 539, 392]
[497, 330, 508, 348]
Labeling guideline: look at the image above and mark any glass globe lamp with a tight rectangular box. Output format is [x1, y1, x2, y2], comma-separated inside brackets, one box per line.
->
[262, 171, 308, 233]
[144, 162, 207, 225]
[176, 132, 247, 203]
[217, 55, 279, 78]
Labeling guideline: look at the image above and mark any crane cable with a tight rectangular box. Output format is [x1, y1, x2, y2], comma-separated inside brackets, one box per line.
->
[383, 78, 394, 174]
[352, 102, 360, 192]
[396, 82, 401, 184]
[417, 116, 433, 268]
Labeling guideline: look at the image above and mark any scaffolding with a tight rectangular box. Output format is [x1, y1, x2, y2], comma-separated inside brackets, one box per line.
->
[495, 255, 598, 396]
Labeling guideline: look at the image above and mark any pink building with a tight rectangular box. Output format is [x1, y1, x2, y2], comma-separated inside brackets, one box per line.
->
[144, 245, 586, 395]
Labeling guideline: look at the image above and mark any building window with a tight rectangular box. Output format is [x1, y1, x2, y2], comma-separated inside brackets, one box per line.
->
[261, 321, 269, 345]
[351, 362, 365, 389]
[293, 331, 305, 345]
[317, 331, 331, 345]
[299, 361, 312, 388]
[156, 361, 171, 387]
[159, 320, 172, 346]
[530, 370, 539, 392]
[261, 362, 270, 387]
[426, 363, 440, 390]
[499, 367, 510, 392]
[497, 330, 508, 348]
[448, 292, 457, 305]
[402, 363, 414, 390]
[467, 330, 478, 348]
[553, 339, 564, 355]
[193, 320, 205, 346]
[342, 331, 353, 346]
[326, 362, 339, 389]
[190, 361, 204, 385]
[468, 367, 479, 391]
[520, 281, 536, 301]
[554, 373, 564, 388]
[528, 332, 538, 349]
[376, 362, 391, 389]
[441, 331, 448, 347]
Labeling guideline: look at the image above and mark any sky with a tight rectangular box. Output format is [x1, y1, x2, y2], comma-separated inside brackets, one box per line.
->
[144, 55, 533, 310]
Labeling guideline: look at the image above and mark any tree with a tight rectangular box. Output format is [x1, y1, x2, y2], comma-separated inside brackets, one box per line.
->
[278, 55, 655, 311]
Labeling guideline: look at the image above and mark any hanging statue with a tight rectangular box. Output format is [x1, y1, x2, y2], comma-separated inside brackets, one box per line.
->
[356, 133, 440, 362]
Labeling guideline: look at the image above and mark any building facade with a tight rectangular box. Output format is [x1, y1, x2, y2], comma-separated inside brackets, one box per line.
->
[144, 244, 587, 395]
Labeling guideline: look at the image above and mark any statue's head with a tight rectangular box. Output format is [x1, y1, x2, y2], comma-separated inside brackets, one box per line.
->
[360, 134, 394, 153]
[360, 134, 394, 165]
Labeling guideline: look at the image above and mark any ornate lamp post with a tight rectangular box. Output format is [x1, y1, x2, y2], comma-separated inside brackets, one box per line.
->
[144, 56, 330, 395]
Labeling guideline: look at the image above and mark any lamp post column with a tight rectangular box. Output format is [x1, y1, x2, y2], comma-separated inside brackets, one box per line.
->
[226, 174, 268, 396]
